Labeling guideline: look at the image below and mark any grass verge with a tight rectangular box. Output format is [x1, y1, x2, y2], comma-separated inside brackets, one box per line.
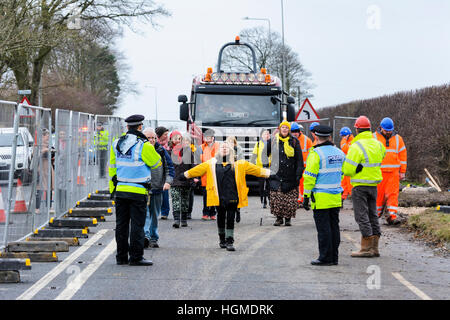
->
[407, 208, 450, 246]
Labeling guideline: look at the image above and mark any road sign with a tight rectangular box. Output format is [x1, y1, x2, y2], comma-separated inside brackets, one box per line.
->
[18, 90, 31, 95]
[295, 98, 320, 121]
[20, 96, 31, 106]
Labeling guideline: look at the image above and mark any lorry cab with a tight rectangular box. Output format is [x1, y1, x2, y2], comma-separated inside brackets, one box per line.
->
[178, 36, 296, 187]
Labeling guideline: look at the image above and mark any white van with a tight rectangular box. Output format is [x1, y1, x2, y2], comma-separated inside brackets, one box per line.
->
[0, 127, 34, 183]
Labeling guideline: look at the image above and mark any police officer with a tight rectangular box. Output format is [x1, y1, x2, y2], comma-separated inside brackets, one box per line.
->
[302, 125, 345, 266]
[109, 114, 162, 266]
[96, 122, 109, 178]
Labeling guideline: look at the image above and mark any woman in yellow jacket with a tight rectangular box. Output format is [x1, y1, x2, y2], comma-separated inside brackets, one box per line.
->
[182, 141, 270, 251]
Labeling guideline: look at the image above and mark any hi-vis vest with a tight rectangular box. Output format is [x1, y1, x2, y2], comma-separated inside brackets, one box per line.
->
[373, 131, 407, 173]
[303, 145, 345, 209]
[109, 134, 161, 195]
[342, 131, 386, 187]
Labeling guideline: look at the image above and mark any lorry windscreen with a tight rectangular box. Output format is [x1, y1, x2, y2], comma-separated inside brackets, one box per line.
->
[0, 133, 24, 147]
[195, 93, 280, 126]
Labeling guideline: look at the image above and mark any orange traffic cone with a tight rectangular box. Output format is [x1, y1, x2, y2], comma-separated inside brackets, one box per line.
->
[77, 159, 85, 185]
[13, 178, 28, 213]
[0, 186, 6, 223]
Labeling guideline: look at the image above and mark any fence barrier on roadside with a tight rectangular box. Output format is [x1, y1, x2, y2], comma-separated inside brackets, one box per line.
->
[0, 101, 126, 250]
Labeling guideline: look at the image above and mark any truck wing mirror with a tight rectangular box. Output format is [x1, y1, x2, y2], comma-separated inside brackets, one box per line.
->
[287, 104, 296, 122]
[287, 96, 295, 104]
[180, 103, 189, 121]
[178, 95, 188, 103]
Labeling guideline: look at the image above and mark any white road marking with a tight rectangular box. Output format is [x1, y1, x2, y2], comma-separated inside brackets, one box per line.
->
[391, 272, 432, 300]
[55, 238, 116, 300]
[16, 229, 109, 300]
[342, 232, 360, 249]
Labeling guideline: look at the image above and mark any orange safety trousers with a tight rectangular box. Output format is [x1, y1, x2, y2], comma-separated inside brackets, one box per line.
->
[376, 170, 399, 218]
[341, 176, 352, 200]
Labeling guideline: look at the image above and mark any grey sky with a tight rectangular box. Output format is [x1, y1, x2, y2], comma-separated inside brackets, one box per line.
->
[115, 0, 450, 121]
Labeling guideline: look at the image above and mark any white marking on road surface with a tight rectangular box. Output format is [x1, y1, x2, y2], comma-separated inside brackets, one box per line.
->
[391, 272, 432, 300]
[342, 232, 360, 249]
[16, 229, 109, 300]
[55, 239, 116, 300]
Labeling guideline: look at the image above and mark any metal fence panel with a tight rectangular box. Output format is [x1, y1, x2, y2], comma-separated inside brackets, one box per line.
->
[332, 116, 358, 145]
[0, 102, 52, 248]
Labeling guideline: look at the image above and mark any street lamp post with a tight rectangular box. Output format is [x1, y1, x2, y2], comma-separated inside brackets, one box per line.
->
[242, 16, 271, 40]
[281, 0, 286, 99]
[144, 85, 158, 127]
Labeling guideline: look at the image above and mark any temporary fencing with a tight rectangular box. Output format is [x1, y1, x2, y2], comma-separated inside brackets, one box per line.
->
[332, 116, 358, 145]
[0, 101, 125, 250]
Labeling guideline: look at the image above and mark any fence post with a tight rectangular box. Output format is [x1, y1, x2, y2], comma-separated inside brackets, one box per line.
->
[3, 103, 21, 249]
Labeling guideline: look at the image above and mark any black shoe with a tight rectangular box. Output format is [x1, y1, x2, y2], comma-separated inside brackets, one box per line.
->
[263, 203, 267, 209]
[235, 211, 241, 223]
[332, 261, 338, 265]
[310, 259, 333, 266]
[273, 217, 283, 226]
[226, 237, 235, 251]
[173, 222, 180, 228]
[160, 216, 168, 220]
[149, 241, 159, 248]
[219, 234, 227, 248]
[129, 258, 153, 266]
[181, 221, 188, 227]
[144, 237, 150, 249]
[116, 259, 129, 265]
[284, 218, 291, 226]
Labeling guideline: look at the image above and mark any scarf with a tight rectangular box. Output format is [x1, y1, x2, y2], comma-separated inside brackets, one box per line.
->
[276, 133, 295, 158]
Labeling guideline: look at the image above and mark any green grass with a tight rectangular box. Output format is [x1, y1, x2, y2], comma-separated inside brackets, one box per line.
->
[407, 209, 450, 244]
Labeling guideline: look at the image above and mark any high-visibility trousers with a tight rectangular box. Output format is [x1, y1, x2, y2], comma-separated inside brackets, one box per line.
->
[376, 170, 400, 218]
[341, 175, 352, 200]
[298, 176, 304, 203]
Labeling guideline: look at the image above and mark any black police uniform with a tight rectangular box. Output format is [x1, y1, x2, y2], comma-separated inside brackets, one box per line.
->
[113, 114, 153, 266]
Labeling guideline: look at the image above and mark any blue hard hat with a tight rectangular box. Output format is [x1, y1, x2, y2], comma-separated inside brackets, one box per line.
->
[290, 122, 300, 132]
[340, 127, 352, 137]
[380, 117, 394, 131]
[309, 122, 320, 132]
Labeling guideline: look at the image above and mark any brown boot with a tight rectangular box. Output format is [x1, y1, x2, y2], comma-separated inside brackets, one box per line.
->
[351, 236, 375, 257]
[371, 235, 380, 257]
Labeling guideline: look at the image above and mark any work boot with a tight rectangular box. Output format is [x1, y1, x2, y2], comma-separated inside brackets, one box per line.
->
[371, 235, 380, 257]
[235, 210, 241, 223]
[284, 218, 292, 226]
[219, 234, 227, 249]
[181, 212, 188, 227]
[273, 216, 283, 226]
[387, 214, 400, 225]
[226, 237, 235, 251]
[351, 236, 375, 257]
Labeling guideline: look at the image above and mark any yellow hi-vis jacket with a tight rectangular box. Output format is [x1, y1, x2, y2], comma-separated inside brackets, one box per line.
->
[184, 158, 270, 209]
[109, 135, 162, 195]
[342, 131, 386, 187]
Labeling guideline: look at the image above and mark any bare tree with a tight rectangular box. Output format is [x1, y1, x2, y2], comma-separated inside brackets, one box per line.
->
[221, 26, 314, 102]
[0, 0, 170, 104]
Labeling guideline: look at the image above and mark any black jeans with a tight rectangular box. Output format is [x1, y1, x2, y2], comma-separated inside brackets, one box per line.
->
[216, 203, 238, 237]
[313, 207, 340, 263]
[258, 177, 270, 204]
[202, 186, 217, 217]
[352, 186, 381, 237]
[115, 196, 147, 262]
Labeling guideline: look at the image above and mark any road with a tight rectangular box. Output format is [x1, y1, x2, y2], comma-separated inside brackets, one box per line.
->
[1, 195, 449, 300]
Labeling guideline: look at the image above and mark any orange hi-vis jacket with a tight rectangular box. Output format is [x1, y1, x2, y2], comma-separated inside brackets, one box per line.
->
[374, 131, 407, 173]
[340, 134, 354, 199]
[297, 133, 313, 203]
[298, 133, 313, 166]
[340, 135, 354, 155]
[200, 141, 220, 186]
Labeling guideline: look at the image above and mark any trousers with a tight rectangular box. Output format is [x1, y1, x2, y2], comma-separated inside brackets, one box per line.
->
[115, 196, 147, 262]
[216, 202, 238, 238]
[352, 186, 381, 237]
[313, 207, 340, 263]
[377, 170, 399, 216]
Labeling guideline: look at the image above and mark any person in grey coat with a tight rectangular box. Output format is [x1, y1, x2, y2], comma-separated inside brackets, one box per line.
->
[143, 128, 174, 248]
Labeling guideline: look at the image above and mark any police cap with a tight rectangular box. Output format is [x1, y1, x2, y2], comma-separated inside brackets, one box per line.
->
[314, 125, 333, 137]
[125, 114, 145, 126]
